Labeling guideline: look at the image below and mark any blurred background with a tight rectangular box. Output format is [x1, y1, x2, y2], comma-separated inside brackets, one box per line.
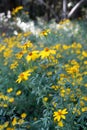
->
[0, 0, 87, 21]
[0, 0, 87, 35]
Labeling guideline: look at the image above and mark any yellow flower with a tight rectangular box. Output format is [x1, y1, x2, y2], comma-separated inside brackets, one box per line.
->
[58, 120, 64, 127]
[2, 33, 6, 37]
[10, 61, 18, 70]
[4, 121, 9, 127]
[60, 89, 65, 97]
[12, 117, 17, 126]
[7, 88, 13, 93]
[71, 42, 77, 48]
[40, 29, 50, 36]
[62, 45, 70, 50]
[47, 71, 52, 76]
[16, 90, 22, 96]
[0, 121, 9, 130]
[77, 43, 82, 48]
[16, 69, 33, 83]
[82, 107, 87, 112]
[52, 102, 57, 108]
[3, 48, 12, 58]
[0, 125, 4, 129]
[66, 88, 71, 95]
[9, 98, 14, 103]
[0, 45, 5, 52]
[51, 85, 60, 90]
[43, 97, 48, 102]
[82, 51, 87, 57]
[80, 100, 85, 106]
[66, 65, 79, 75]
[59, 19, 70, 25]
[12, 6, 23, 15]
[40, 47, 56, 59]
[82, 96, 87, 101]
[18, 119, 24, 125]
[6, 128, 15, 130]
[21, 113, 27, 119]
[53, 108, 68, 122]
[22, 41, 33, 50]
[33, 117, 37, 121]
[26, 51, 39, 62]
[3, 104, 8, 107]
[15, 51, 25, 59]
[84, 61, 87, 64]
[84, 84, 87, 87]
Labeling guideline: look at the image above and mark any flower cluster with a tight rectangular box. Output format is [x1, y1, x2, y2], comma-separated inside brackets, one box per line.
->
[0, 19, 87, 129]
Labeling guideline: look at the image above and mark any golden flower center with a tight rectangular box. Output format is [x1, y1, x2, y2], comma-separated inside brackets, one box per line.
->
[20, 73, 24, 77]
[29, 52, 32, 56]
[19, 51, 23, 55]
[58, 111, 62, 115]
[45, 48, 49, 52]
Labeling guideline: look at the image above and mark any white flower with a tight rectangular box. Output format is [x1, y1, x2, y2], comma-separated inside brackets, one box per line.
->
[13, 30, 18, 35]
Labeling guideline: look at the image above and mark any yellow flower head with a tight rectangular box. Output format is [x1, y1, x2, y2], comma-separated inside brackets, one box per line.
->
[21, 113, 27, 119]
[53, 108, 68, 122]
[10, 61, 18, 70]
[12, 117, 17, 126]
[82, 107, 87, 112]
[40, 29, 50, 36]
[82, 51, 87, 57]
[12, 6, 23, 15]
[43, 97, 48, 102]
[15, 51, 25, 59]
[22, 41, 33, 50]
[16, 69, 33, 83]
[26, 51, 39, 62]
[6, 128, 15, 130]
[16, 90, 22, 96]
[66, 65, 79, 75]
[18, 119, 24, 125]
[40, 47, 56, 59]
[9, 97, 14, 103]
[7, 88, 13, 93]
[58, 120, 64, 127]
